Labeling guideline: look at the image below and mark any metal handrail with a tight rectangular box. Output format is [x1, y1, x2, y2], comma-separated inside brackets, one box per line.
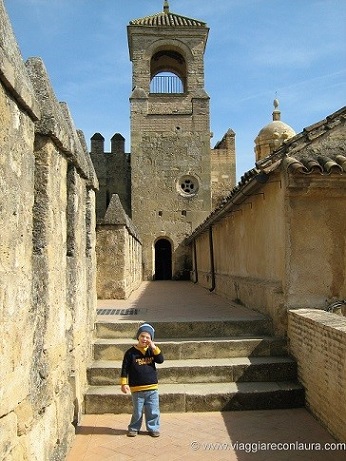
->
[150, 75, 185, 94]
[325, 300, 346, 313]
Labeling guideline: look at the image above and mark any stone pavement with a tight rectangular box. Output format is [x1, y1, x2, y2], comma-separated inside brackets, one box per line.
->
[66, 410, 345, 461]
[94, 280, 268, 322]
[66, 282, 346, 460]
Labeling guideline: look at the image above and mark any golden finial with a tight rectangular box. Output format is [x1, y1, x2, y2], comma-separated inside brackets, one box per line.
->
[163, 1, 169, 13]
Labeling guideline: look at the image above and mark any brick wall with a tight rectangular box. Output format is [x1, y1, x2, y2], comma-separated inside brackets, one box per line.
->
[288, 309, 346, 441]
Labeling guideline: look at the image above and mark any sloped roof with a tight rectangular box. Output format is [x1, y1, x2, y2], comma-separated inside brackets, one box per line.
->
[102, 194, 141, 242]
[129, 7, 206, 28]
[186, 106, 346, 243]
[257, 105, 346, 175]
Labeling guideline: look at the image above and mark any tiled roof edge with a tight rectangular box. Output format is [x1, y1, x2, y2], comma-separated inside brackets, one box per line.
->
[186, 106, 346, 243]
[256, 106, 346, 171]
[129, 11, 207, 28]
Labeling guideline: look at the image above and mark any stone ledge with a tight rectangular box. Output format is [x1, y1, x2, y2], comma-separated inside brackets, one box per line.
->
[289, 308, 346, 333]
[26, 57, 97, 185]
[0, 3, 40, 120]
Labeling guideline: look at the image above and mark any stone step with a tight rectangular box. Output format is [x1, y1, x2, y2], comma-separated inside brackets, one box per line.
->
[93, 336, 287, 361]
[84, 381, 305, 414]
[96, 318, 272, 340]
[87, 356, 297, 386]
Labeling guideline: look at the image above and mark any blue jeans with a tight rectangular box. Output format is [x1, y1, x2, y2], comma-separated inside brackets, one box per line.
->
[128, 390, 160, 433]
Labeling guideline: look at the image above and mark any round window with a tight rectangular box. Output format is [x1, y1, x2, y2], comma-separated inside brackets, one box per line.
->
[177, 175, 199, 197]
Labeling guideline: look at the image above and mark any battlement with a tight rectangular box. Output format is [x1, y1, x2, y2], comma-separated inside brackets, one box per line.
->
[90, 132, 126, 155]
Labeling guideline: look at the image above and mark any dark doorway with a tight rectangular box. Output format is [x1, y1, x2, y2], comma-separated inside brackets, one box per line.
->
[154, 239, 172, 280]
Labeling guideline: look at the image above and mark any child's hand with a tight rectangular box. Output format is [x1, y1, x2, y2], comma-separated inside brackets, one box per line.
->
[121, 384, 130, 394]
[149, 340, 157, 350]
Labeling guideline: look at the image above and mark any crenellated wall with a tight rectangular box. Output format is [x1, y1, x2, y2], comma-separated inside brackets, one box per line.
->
[0, 1, 98, 459]
[90, 133, 131, 221]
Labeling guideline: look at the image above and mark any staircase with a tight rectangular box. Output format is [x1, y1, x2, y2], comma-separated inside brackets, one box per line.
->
[84, 317, 304, 413]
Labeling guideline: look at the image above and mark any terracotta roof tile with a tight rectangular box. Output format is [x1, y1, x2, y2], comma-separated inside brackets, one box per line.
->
[283, 155, 346, 175]
[129, 12, 206, 28]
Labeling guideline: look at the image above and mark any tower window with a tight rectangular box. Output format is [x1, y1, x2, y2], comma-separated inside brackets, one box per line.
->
[177, 175, 199, 197]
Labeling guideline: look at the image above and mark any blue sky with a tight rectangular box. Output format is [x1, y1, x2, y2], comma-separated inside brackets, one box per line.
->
[4, 0, 346, 179]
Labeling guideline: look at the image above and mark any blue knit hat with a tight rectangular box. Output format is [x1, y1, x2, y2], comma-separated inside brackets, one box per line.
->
[137, 323, 155, 340]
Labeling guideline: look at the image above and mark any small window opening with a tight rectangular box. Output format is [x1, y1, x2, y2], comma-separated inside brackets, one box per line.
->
[177, 174, 199, 197]
[181, 179, 195, 194]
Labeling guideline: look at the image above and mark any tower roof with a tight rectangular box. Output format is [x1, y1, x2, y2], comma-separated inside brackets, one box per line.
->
[129, 1, 207, 28]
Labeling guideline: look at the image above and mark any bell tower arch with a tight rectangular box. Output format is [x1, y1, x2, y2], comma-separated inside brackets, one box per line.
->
[128, 1, 211, 280]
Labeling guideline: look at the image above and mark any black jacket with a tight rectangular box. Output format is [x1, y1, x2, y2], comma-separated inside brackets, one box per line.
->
[120, 345, 164, 392]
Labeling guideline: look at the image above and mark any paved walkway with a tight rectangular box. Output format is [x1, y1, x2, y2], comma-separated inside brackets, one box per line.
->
[96, 280, 266, 322]
[66, 281, 346, 460]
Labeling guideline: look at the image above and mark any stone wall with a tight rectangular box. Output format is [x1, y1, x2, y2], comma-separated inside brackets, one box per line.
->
[288, 309, 346, 441]
[96, 194, 142, 299]
[130, 91, 212, 280]
[0, 2, 98, 460]
[211, 129, 237, 208]
[90, 133, 131, 220]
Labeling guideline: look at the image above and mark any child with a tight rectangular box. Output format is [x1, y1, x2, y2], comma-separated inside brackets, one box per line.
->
[120, 323, 164, 437]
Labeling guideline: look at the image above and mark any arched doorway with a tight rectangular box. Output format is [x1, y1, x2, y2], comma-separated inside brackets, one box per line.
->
[154, 239, 172, 280]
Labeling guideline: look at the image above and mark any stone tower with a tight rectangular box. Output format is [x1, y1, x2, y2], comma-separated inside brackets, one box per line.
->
[127, 1, 213, 280]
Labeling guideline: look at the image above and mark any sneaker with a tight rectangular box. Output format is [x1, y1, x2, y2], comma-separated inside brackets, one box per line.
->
[127, 430, 137, 437]
[149, 431, 160, 437]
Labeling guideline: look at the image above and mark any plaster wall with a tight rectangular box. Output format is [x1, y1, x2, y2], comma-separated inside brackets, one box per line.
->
[194, 178, 286, 333]
[285, 174, 346, 308]
[193, 116, 346, 336]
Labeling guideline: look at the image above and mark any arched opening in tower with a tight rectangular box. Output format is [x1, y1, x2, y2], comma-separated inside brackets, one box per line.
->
[150, 49, 186, 94]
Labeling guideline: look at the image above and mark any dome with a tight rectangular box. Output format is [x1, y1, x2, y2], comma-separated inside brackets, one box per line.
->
[255, 100, 296, 161]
